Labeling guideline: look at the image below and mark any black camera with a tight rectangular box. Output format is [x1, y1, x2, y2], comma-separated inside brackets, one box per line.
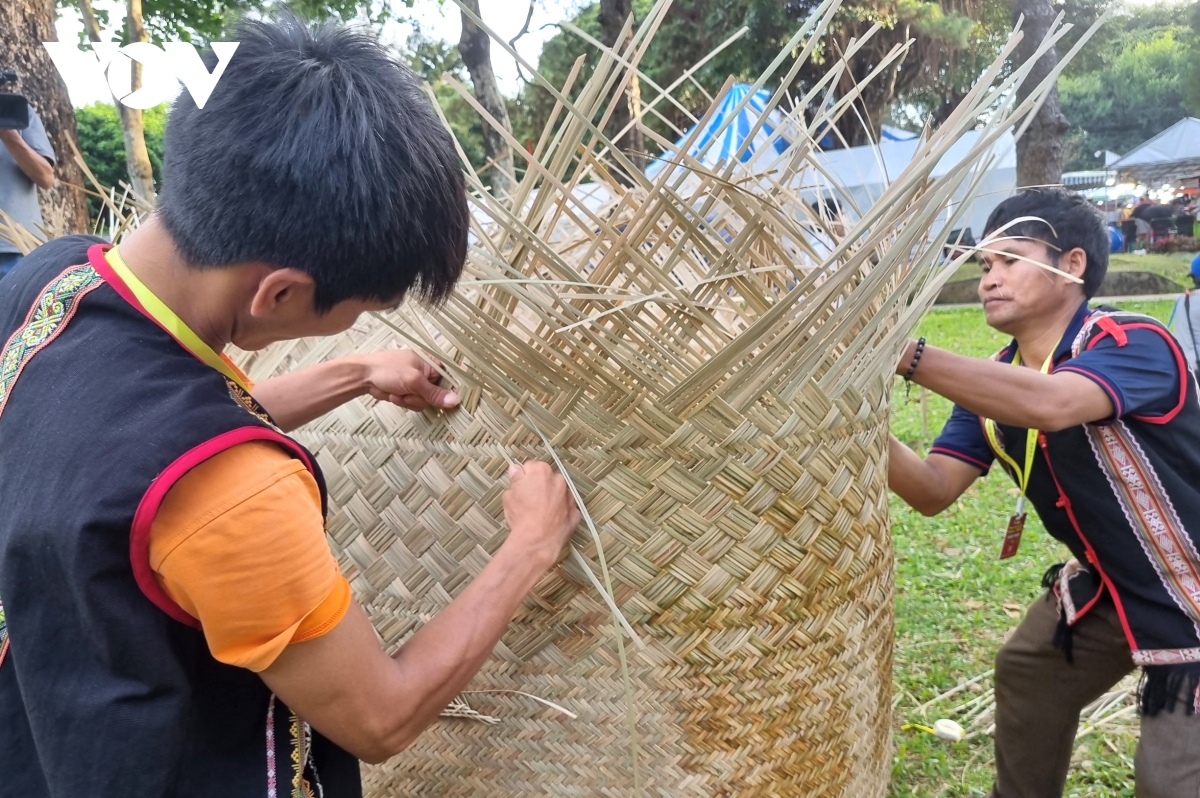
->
[0, 69, 31, 132]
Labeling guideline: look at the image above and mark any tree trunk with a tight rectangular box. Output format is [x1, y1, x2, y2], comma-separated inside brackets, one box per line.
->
[78, 0, 156, 202]
[0, 0, 90, 237]
[120, 0, 156, 202]
[1012, 0, 1069, 187]
[459, 0, 515, 199]
[599, 0, 645, 177]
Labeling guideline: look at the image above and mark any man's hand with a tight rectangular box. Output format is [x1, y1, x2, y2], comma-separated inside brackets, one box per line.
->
[358, 350, 458, 411]
[252, 349, 457, 431]
[0, 129, 55, 190]
[260, 459, 582, 763]
[503, 461, 581, 568]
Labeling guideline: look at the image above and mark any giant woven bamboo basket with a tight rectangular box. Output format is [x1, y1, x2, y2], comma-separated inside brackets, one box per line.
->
[237, 4, 1088, 794]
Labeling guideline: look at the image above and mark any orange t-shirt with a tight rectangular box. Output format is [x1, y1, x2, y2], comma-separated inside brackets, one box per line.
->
[148, 440, 351, 672]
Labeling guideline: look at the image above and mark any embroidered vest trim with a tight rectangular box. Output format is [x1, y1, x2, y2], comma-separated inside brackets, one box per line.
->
[0, 264, 103, 419]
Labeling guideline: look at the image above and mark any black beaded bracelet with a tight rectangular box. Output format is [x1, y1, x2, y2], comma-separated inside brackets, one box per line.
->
[904, 337, 926, 400]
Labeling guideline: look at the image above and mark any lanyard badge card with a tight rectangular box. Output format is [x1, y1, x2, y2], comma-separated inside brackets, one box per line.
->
[984, 344, 1057, 560]
[985, 422, 1033, 560]
[1000, 498, 1026, 560]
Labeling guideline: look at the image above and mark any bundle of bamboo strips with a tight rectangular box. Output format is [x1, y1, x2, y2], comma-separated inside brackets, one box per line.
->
[0, 143, 152, 256]
[0, 209, 46, 255]
[910, 670, 1140, 743]
[226, 2, 1097, 794]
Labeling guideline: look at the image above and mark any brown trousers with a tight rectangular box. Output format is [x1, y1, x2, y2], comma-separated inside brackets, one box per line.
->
[988, 591, 1200, 798]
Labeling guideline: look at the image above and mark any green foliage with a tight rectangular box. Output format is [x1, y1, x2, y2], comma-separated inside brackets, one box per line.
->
[75, 101, 167, 216]
[1060, 2, 1199, 171]
[888, 298, 1173, 796]
[58, 0, 398, 45]
[521, 0, 1004, 153]
[896, 0, 975, 47]
[510, 3, 604, 153]
[1186, 1, 1200, 116]
[405, 34, 490, 184]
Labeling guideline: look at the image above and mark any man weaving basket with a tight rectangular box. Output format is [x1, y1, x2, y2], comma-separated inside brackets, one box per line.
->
[0, 15, 578, 797]
[891, 188, 1200, 797]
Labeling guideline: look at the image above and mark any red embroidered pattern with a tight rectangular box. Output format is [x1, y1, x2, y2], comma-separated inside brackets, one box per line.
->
[266, 694, 322, 798]
[1131, 648, 1200, 666]
[1087, 421, 1200, 637]
[1055, 557, 1103, 625]
[267, 696, 278, 798]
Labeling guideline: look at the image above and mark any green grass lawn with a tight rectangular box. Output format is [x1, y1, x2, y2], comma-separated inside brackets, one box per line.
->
[887, 298, 1173, 797]
[952, 252, 1195, 287]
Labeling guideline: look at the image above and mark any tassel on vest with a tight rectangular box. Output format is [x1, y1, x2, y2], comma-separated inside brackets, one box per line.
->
[1041, 563, 1076, 664]
[1139, 664, 1200, 717]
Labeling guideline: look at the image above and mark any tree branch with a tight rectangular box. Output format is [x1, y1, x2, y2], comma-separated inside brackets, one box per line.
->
[508, 0, 536, 84]
[77, 0, 103, 42]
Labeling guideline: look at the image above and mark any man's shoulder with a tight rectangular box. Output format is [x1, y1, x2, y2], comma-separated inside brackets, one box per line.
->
[18, 235, 106, 275]
[0, 236, 107, 327]
[1076, 306, 1171, 347]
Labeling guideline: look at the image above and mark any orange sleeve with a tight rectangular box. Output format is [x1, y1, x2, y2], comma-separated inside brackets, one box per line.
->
[149, 440, 351, 672]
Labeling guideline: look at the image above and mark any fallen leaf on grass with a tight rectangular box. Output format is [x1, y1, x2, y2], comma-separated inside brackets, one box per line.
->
[964, 600, 986, 610]
[1002, 601, 1023, 618]
[943, 547, 963, 557]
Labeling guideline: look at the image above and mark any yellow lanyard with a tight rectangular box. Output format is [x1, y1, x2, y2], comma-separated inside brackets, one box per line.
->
[104, 247, 253, 393]
[982, 343, 1059, 517]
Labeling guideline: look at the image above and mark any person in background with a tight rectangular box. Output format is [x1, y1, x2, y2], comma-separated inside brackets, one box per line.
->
[0, 104, 56, 279]
[891, 188, 1200, 797]
[1170, 253, 1200, 372]
[1132, 199, 1173, 224]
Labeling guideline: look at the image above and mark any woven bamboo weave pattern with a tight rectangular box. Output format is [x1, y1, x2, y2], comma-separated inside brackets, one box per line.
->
[237, 2, 1090, 793]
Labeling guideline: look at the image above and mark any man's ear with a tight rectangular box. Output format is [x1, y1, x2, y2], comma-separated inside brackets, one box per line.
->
[249, 269, 316, 318]
[1060, 246, 1088, 284]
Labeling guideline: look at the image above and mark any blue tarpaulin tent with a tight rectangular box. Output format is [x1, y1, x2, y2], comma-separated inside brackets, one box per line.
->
[646, 83, 795, 178]
[644, 83, 1013, 237]
[646, 85, 921, 180]
[881, 124, 918, 142]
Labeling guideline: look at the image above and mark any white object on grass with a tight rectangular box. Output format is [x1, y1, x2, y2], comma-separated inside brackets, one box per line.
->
[933, 718, 966, 742]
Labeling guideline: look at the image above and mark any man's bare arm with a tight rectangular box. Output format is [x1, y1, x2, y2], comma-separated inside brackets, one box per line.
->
[888, 435, 983, 516]
[0, 130, 54, 190]
[899, 343, 1114, 432]
[252, 350, 457, 432]
[259, 462, 580, 764]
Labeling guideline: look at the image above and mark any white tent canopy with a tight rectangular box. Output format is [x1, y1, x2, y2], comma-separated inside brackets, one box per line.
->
[792, 130, 1018, 238]
[1110, 117, 1200, 185]
[646, 85, 1015, 240]
[472, 107, 1015, 257]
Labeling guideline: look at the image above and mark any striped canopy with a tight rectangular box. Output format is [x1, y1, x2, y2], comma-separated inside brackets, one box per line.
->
[646, 83, 793, 178]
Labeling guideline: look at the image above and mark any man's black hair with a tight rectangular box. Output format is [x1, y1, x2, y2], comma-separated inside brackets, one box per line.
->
[983, 188, 1108, 298]
[157, 13, 467, 311]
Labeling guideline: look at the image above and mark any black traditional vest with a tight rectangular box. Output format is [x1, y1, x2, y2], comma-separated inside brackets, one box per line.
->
[0, 236, 361, 796]
[988, 305, 1200, 715]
